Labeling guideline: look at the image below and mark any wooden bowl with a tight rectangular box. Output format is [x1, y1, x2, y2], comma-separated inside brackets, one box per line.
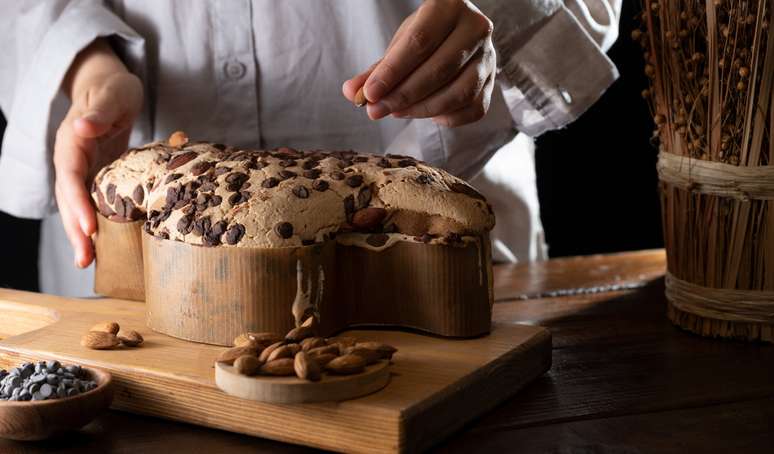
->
[0, 368, 113, 440]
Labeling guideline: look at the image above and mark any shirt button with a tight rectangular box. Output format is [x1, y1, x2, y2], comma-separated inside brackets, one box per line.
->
[558, 87, 573, 105]
[224, 60, 246, 80]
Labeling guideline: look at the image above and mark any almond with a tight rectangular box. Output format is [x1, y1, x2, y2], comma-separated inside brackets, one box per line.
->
[233, 332, 283, 347]
[118, 330, 144, 347]
[81, 331, 120, 350]
[267, 344, 298, 362]
[294, 351, 321, 381]
[351, 207, 387, 230]
[343, 346, 382, 365]
[232, 336, 260, 349]
[308, 344, 339, 357]
[91, 321, 120, 335]
[168, 130, 189, 147]
[217, 345, 259, 365]
[261, 358, 295, 376]
[326, 354, 366, 375]
[285, 325, 316, 343]
[300, 337, 327, 352]
[326, 336, 357, 349]
[258, 341, 285, 362]
[354, 86, 367, 107]
[311, 352, 338, 367]
[355, 341, 397, 360]
[234, 355, 263, 376]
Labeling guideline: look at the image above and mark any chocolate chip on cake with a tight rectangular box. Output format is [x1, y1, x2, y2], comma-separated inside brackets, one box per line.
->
[279, 170, 297, 180]
[165, 173, 183, 184]
[366, 233, 389, 247]
[274, 222, 294, 239]
[416, 174, 432, 185]
[353, 156, 369, 163]
[343, 195, 355, 220]
[293, 185, 310, 199]
[209, 195, 223, 207]
[302, 160, 319, 170]
[228, 192, 249, 206]
[192, 217, 211, 236]
[177, 214, 194, 234]
[214, 166, 231, 176]
[303, 169, 321, 179]
[376, 158, 391, 168]
[191, 160, 214, 176]
[106, 184, 117, 204]
[167, 151, 198, 170]
[312, 179, 329, 192]
[132, 184, 145, 205]
[397, 159, 415, 168]
[346, 174, 364, 188]
[262, 177, 280, 188]
[224, 224, 246, 245]
[357, 186, 372, 207]
[330, 171, 345, 181]
[225, 172, 249, 191]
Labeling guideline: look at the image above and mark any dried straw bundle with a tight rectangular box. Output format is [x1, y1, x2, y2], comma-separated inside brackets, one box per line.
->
[637, 0, 774, 341]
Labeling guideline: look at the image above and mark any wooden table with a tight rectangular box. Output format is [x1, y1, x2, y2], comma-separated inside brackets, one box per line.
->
[2, 249, 773, 453]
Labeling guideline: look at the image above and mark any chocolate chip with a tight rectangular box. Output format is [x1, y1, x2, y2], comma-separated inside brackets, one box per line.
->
[353, 156, 369, 163]
[377, 158, 391, 168]
[279, 170, 297, 180]
[343, 195, 355, 219]
[225, 172, 249, 191]
[191, 161, 214, 176]
[132, 185, 144, 205]
[214, 166, 231, 176]
[274, 222, 293, 239]
[331, 171, 345, 181]
[192, 217, 211, 236]
[366, 233, 389, 247]
[209, 195, 222, 207]
[397, 159, 416, 168]
[445, 233, 463, 244]
[338, 159, 353, 168]
[114, 197, 126, 218]
[418, 233, 434, 243]
[165, 173, 183, 184]
[177, 214, 194, 234]
[302, 160, 320, 170]
[158, 230, 170, 240]
[345, 174, 364, 188]
[301, 239, 315, 246]
[303, 169, 321, 179]
[279, 159, 297, 168]
[124, 197, 143, 220]
[211, 220, 227, 237]
[293, 185, 310, 199]
[199, 181, 217, 192]
[357, 186, 372, 207]
[224, 224, 246, 245]
[167, 151, 198, 170]
[262, 177, 280, 188]
[106, 184, 116, 204]
[450, 182, 486, 201]
[416, 174, 432, 185]
[228, 192, 249, 206]
[312, 179, 329, 192]
[212, 143, 227, 151]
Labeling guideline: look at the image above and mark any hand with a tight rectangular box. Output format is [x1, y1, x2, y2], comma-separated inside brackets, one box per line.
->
[54, 39, 143, 268]
[343, 0, 496, 127]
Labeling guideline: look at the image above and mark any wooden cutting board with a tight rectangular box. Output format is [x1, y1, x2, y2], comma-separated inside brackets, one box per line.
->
[0, 289, 550, 453]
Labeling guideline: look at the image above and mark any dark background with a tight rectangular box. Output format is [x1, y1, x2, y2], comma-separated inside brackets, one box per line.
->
[0, 0, 660, 293]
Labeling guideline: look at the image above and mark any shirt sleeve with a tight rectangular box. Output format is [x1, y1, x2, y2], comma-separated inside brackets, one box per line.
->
[0, 0, 145, 219]
[475, 0, 621, 137]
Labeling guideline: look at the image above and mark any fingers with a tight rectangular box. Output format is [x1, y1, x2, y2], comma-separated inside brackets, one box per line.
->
[371, 15, 491, 118]
[342, 61, 380, 103]
[392, 45, 494, 119]
[362, 2, 458, 103]
[55, 181, 94, 268]
[431, 72, 495, 127]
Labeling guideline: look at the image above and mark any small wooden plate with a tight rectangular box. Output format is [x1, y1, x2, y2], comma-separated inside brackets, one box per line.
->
[0, 368, 113, 440]
[215, 361, 391, 404]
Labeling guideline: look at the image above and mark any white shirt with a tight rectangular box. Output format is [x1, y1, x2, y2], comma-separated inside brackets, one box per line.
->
[0, 0, 620, 296]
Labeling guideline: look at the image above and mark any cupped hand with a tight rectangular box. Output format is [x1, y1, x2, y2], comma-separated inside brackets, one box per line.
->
[54, 69, 143, 268]
[343, 0, 496, 127]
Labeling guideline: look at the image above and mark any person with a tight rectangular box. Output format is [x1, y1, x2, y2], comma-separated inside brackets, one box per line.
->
[0, 0, 620, 297]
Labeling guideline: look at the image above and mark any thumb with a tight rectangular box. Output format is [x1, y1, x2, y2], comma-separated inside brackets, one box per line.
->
[72, 73, 142, 139]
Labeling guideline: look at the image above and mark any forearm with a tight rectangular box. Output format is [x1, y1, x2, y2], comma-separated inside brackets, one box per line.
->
[63, 38, 128, 101]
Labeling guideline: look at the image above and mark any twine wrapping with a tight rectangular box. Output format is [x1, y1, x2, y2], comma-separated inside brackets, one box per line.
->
[665, 273, 774, 323]
[657, 151, 774, 201]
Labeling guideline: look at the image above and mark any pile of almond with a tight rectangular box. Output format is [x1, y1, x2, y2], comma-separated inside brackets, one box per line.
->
[217, 318, 397, 381]
[81, 321, 144, 350]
